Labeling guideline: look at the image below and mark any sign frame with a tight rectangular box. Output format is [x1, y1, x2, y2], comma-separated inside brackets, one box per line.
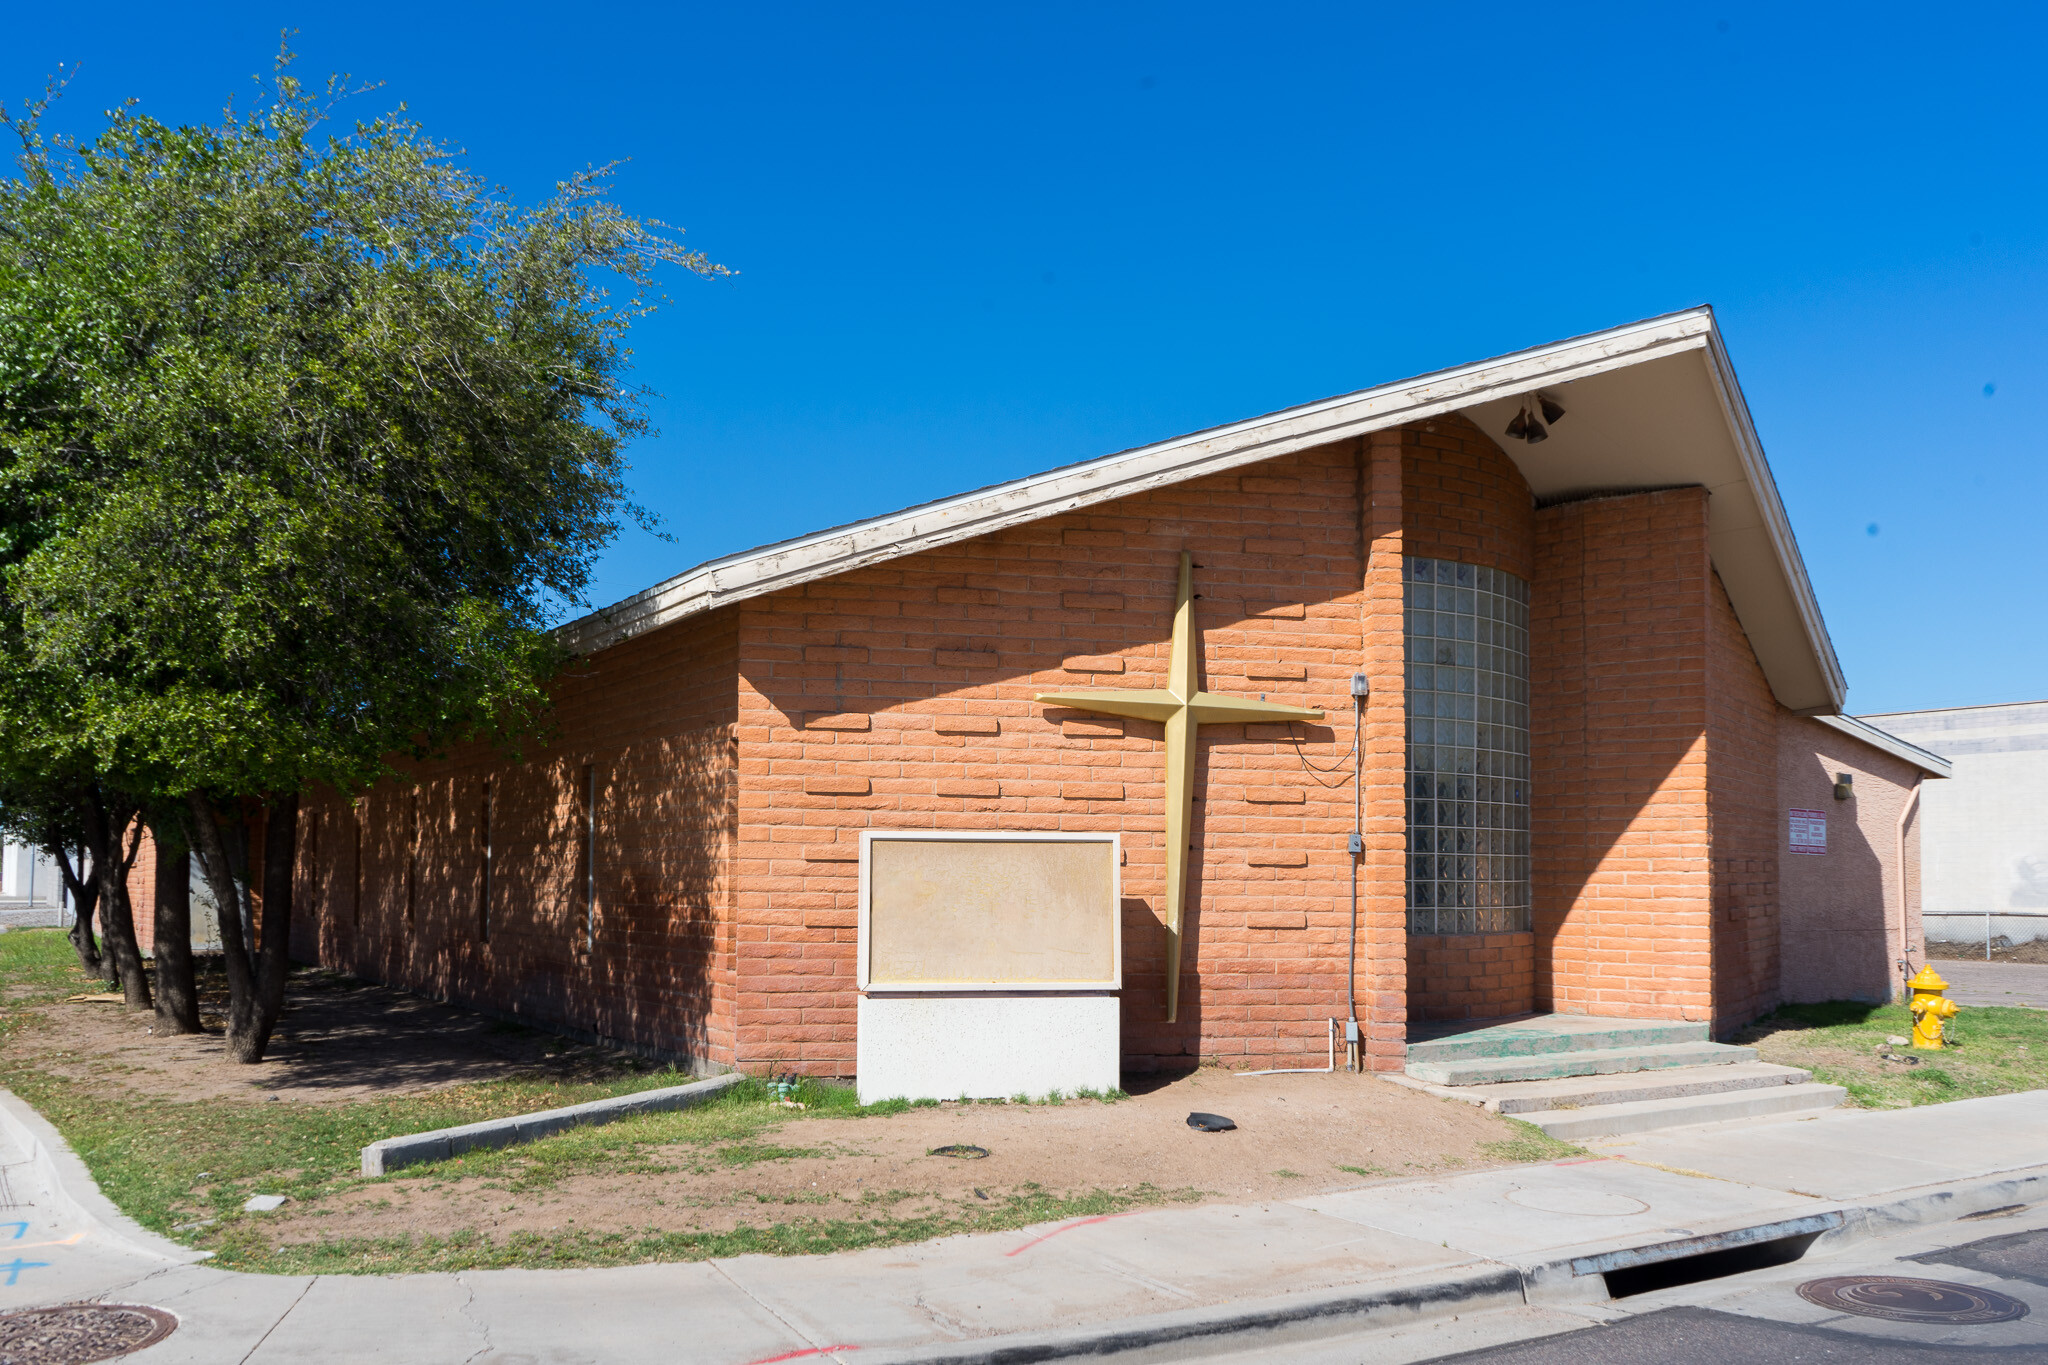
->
[856, 829, 1122, 993]
[1788, 807, 1828, 856]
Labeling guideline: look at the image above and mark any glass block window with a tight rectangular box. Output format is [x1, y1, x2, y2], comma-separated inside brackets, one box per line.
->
[1404, 556, 1531, 934]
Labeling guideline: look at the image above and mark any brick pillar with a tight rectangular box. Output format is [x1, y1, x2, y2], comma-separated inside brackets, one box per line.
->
[1360, 431, 1408, 1068]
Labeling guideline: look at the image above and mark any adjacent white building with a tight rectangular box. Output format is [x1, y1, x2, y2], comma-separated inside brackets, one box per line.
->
[1, 837, 67, 924]
[1860, 700, 2048, 948]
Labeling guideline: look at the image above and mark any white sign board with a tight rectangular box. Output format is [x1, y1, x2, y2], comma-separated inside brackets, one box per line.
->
[857, 831, 1121, 991]
[1789, 808, 1827, 856]
[856, 830, 1121, 1103]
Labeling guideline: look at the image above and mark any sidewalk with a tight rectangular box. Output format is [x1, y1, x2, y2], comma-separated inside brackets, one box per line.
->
[2, 1086, 2045, 1364]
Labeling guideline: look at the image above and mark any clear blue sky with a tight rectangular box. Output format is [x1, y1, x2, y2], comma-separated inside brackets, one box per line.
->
[8, 3, 2044, 714]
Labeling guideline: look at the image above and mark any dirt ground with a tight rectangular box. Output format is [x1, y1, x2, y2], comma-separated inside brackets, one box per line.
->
[1929, 937, 2048, 965]
[24, 965, 649, 1104]
[14, 963, 1553, 1251]
[260, 1067, 1519, 1244]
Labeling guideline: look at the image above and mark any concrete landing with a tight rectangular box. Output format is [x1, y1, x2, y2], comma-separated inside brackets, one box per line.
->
[1408, 1040, 1757, 1086]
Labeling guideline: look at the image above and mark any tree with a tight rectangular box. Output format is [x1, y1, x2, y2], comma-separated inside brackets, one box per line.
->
[0, 54, 724, 1060]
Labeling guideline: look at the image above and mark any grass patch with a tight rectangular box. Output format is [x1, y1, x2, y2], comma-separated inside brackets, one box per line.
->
[1739, 999, 2048, 1110]
[1476, 1118, 1586, 1164]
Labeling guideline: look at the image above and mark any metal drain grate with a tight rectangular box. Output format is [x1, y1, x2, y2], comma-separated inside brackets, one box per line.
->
[0, 1303, 177, 1362]
[1797, 1275, 2029, 1325]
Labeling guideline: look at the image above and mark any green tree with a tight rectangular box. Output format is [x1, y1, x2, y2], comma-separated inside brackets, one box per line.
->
[0, 55, 725, 1061]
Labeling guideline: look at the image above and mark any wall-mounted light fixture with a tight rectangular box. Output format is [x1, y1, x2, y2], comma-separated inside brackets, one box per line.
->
[1834, 772, 1854, 801]
[1504, 393, 1566, 445]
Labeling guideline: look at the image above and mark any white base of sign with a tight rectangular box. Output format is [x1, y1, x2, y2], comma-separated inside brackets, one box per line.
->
[856, 994, 1120, 1105]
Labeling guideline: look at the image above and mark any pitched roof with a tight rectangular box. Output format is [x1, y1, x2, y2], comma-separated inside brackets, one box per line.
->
[562, 306, 1847, 714]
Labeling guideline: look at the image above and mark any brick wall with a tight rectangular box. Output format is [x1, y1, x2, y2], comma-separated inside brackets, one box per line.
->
[731, 442, 1370, 1074]
[293, 606, 739, 1068]
[1531, 488, 1714, 1023]
[1778, 715, 1924, 1004]
[1397, 414, 1538, 1021]
[1359, 433, 1408, 1068]
[1706, 569, 1782, 1030]
[277, 417, 1842, 1069]
[1399, 415, 1535, 581]
[1405, 931, 1537, 1019]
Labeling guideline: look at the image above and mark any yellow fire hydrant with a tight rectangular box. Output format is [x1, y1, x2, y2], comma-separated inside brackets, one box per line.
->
[1907, 965, 1960, 1050]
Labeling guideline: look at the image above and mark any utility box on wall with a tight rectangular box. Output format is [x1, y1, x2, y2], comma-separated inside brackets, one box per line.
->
[854, 830, 1121, 1103]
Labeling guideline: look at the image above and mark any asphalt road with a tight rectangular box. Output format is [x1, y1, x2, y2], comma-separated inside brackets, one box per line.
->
[1423, 1227, 2048, 1364]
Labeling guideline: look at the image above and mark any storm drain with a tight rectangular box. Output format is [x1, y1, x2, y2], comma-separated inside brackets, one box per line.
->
[0, 1303, 177, 1362]
[1798, 1275, 2030, 1325]
[1602, 1231, 1821, 1298]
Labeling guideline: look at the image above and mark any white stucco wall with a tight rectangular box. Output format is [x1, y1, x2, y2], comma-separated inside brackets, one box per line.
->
[1859, 701, 2048, 946]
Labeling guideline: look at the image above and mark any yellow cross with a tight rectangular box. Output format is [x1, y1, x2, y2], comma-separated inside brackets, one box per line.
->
[1036, 550, 1323, 1022]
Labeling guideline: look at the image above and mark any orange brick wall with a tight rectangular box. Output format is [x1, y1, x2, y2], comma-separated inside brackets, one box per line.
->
[1399, 414, 1538, 1020]
[1707, 569, 1783, 1030]
[731, 442, 1370, 1074]
[1531, 488, 1715, 1023]
[1359, 433, 1409, 1068]
[273, 418, 1885, 1069]
[291, 607, 740, 1067]
[1406, 931, 1537, 1019]
[1399, 415, 1535, 582]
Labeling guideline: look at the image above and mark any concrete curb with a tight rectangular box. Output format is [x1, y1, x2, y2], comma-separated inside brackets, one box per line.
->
[0, 1089, 208, 1265]
[359, 1071, 747, 1175]
[860, 1263, 1528, 1365]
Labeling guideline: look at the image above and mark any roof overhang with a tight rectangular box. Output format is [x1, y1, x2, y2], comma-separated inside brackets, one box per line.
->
[1813, 714, 1953, 779]
[561, 306, 1847, 714]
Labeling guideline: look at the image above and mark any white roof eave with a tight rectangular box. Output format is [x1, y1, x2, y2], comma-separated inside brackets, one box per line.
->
[1814, 714, 1954, 779]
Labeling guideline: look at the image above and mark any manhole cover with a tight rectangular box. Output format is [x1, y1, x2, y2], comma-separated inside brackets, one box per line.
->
[1504, 1187, 1648, 1217]
[0, 1303, 178, 1362]
[1797, 1275, 2029, 1325]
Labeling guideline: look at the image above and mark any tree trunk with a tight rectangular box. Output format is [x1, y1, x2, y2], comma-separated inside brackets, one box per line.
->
[187, 792, 262, 1062]
[151, 831, 202, 1035]
[248, 793, 298, 1059]
[84, 799, 151, 1010]
[54, 848, 103, 978]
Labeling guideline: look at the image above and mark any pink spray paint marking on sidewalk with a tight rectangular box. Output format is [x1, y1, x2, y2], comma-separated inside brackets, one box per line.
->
[1005, 1211, 1142, 1257]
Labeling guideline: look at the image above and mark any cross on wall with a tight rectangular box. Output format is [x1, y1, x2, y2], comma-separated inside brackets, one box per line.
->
[1035, 551, 1324, 1022]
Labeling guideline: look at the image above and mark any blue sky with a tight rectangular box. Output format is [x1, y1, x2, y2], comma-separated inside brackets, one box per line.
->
[7, 3, 2043, 714]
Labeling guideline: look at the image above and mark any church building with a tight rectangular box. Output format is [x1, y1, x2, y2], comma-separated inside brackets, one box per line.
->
[288, 308, 1948, 1077]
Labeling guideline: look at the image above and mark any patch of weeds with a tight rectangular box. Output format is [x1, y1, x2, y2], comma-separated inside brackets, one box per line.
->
[1476, 1119, 1585, 1164]
[1336, 1163, 1390, 1179]
[204, 1182, 1206, 1274]
[1272, 1169, 1302, 1180]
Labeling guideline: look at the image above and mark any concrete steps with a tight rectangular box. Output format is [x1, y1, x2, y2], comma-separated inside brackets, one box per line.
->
[1446, 1060, 1823, 1115]
[1405, 1039, 1755, 1087]
[1519, 1081, 1849, 1141]
[1401, 1013, 1847, 1137]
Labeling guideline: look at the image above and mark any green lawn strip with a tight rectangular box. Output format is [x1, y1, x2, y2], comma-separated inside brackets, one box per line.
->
[0, 928, 101, 1016]
[1741, 999, 2048, 1110]
[205, 1182, 1203, 1274]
